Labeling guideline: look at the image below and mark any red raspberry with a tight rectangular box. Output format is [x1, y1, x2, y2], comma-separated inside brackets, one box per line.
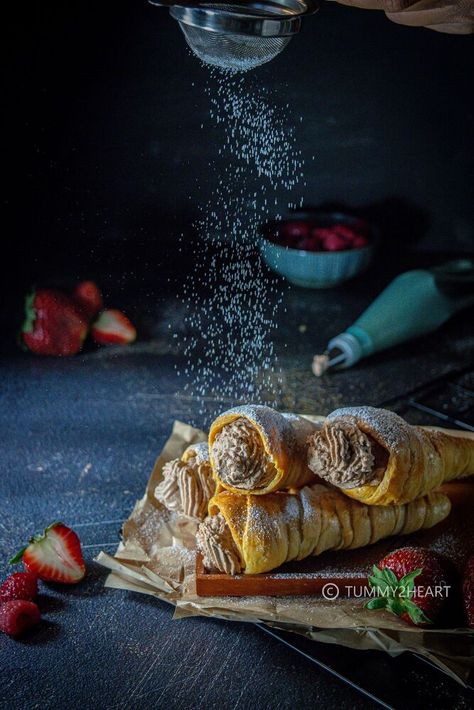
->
[0, 600, 41, 637]
[322, 233, 348, 252]
[0, 572, 38, 603]
[313, 228, 334, 241]
[352, 236, 369, 248]
[309, 228, 323, 245]
[280, 221, 310, 241]
[298, 237, 320, 252]
[333, 224, 357, 242]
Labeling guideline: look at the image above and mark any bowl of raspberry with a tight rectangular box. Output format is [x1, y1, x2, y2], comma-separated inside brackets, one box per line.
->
[260, 212, 376, 288]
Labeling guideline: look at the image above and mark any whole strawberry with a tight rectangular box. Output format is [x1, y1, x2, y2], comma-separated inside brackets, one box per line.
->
[0, 600, 41, 637]
[21, 289, 88, 356]
[10, 522, 86, 584]
[366, 547, 451, 626]
[72, 281, 103, 321]
[0, 571, 38, 603]
[462, 554, 474, 628]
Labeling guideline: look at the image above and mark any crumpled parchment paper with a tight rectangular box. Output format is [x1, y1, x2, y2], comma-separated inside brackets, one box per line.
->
[96, 420, 474, 686]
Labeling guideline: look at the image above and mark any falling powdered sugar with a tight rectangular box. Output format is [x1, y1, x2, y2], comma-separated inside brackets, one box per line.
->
[174, 68, 307, 426]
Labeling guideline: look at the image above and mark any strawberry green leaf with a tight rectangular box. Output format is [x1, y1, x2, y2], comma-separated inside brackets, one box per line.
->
[386, 598, 406, 617]
[403, 600, 432, 625]
[380, 567, 399, 588]
[30, 521, 62, 544]
[371, 565, 394, 582]
[398, 568, 422, 596]
[9, 546, 27, 565]
[21, 292, 37, 334]
[366, 597, 388, 611]
[45, 521, 62, 532]
[368, 576, 390, 593]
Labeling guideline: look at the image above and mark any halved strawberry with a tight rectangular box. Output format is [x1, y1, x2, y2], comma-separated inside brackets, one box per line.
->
[72, 281, 103, 320]
[91, 309, 136, 345]
[10, 522, 86, 584]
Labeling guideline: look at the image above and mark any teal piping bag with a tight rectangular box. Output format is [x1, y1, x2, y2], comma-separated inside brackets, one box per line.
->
[313, 259, 474, 375]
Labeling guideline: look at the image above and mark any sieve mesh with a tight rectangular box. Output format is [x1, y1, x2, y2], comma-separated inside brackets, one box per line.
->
[180, 22, 291, 70]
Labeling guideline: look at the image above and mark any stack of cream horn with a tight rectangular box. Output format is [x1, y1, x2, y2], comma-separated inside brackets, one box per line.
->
[154, 405, 474, 575]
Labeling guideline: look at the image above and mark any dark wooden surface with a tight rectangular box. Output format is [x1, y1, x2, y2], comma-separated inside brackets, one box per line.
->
[1, 279, 474, 709]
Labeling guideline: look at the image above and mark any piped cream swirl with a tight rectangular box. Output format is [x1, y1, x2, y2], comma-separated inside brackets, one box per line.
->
[211, 418, 277, 491]
[307, 420, 383, 489]
[196, 513, 242, 575]
[155, 456, 215, 520]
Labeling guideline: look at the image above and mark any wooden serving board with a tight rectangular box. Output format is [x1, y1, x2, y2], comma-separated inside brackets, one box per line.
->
[196, 481, 474, 597]
[196, 553, 368, 597]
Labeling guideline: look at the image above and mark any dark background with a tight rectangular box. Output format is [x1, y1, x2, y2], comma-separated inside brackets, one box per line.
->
[2, 5, 474, 707]
[4, 0, 474, 314]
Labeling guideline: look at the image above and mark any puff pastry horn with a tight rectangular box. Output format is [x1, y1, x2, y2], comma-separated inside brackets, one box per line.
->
[197, 484, 451, 575]
[307, 406, 474, 506]
[154, 442, 216, 520]
[209, 405, 320, 495]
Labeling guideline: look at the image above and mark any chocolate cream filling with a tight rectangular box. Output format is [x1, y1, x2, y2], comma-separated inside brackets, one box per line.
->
[196, 513, 243, 575]
[211, 418, 277, 491]
[155, 457, 216, 520]
[307, 421, 387, 489]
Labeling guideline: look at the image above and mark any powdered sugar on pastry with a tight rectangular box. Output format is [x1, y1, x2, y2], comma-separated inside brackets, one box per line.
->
[199, 484, 451, 575]
[306, 406, 412, 489]
[209, 404, 320, 494]
[212, 418, 277, 490]
[328, 406, 412, 453]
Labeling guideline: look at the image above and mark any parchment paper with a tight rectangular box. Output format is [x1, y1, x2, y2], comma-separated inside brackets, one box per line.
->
[96, 420, 474, 686]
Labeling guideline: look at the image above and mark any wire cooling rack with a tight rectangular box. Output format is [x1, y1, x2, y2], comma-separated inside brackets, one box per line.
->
[258, 365, 474, 708]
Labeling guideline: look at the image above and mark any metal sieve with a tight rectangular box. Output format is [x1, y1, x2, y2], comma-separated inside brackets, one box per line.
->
[149, 1, 319, 71]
